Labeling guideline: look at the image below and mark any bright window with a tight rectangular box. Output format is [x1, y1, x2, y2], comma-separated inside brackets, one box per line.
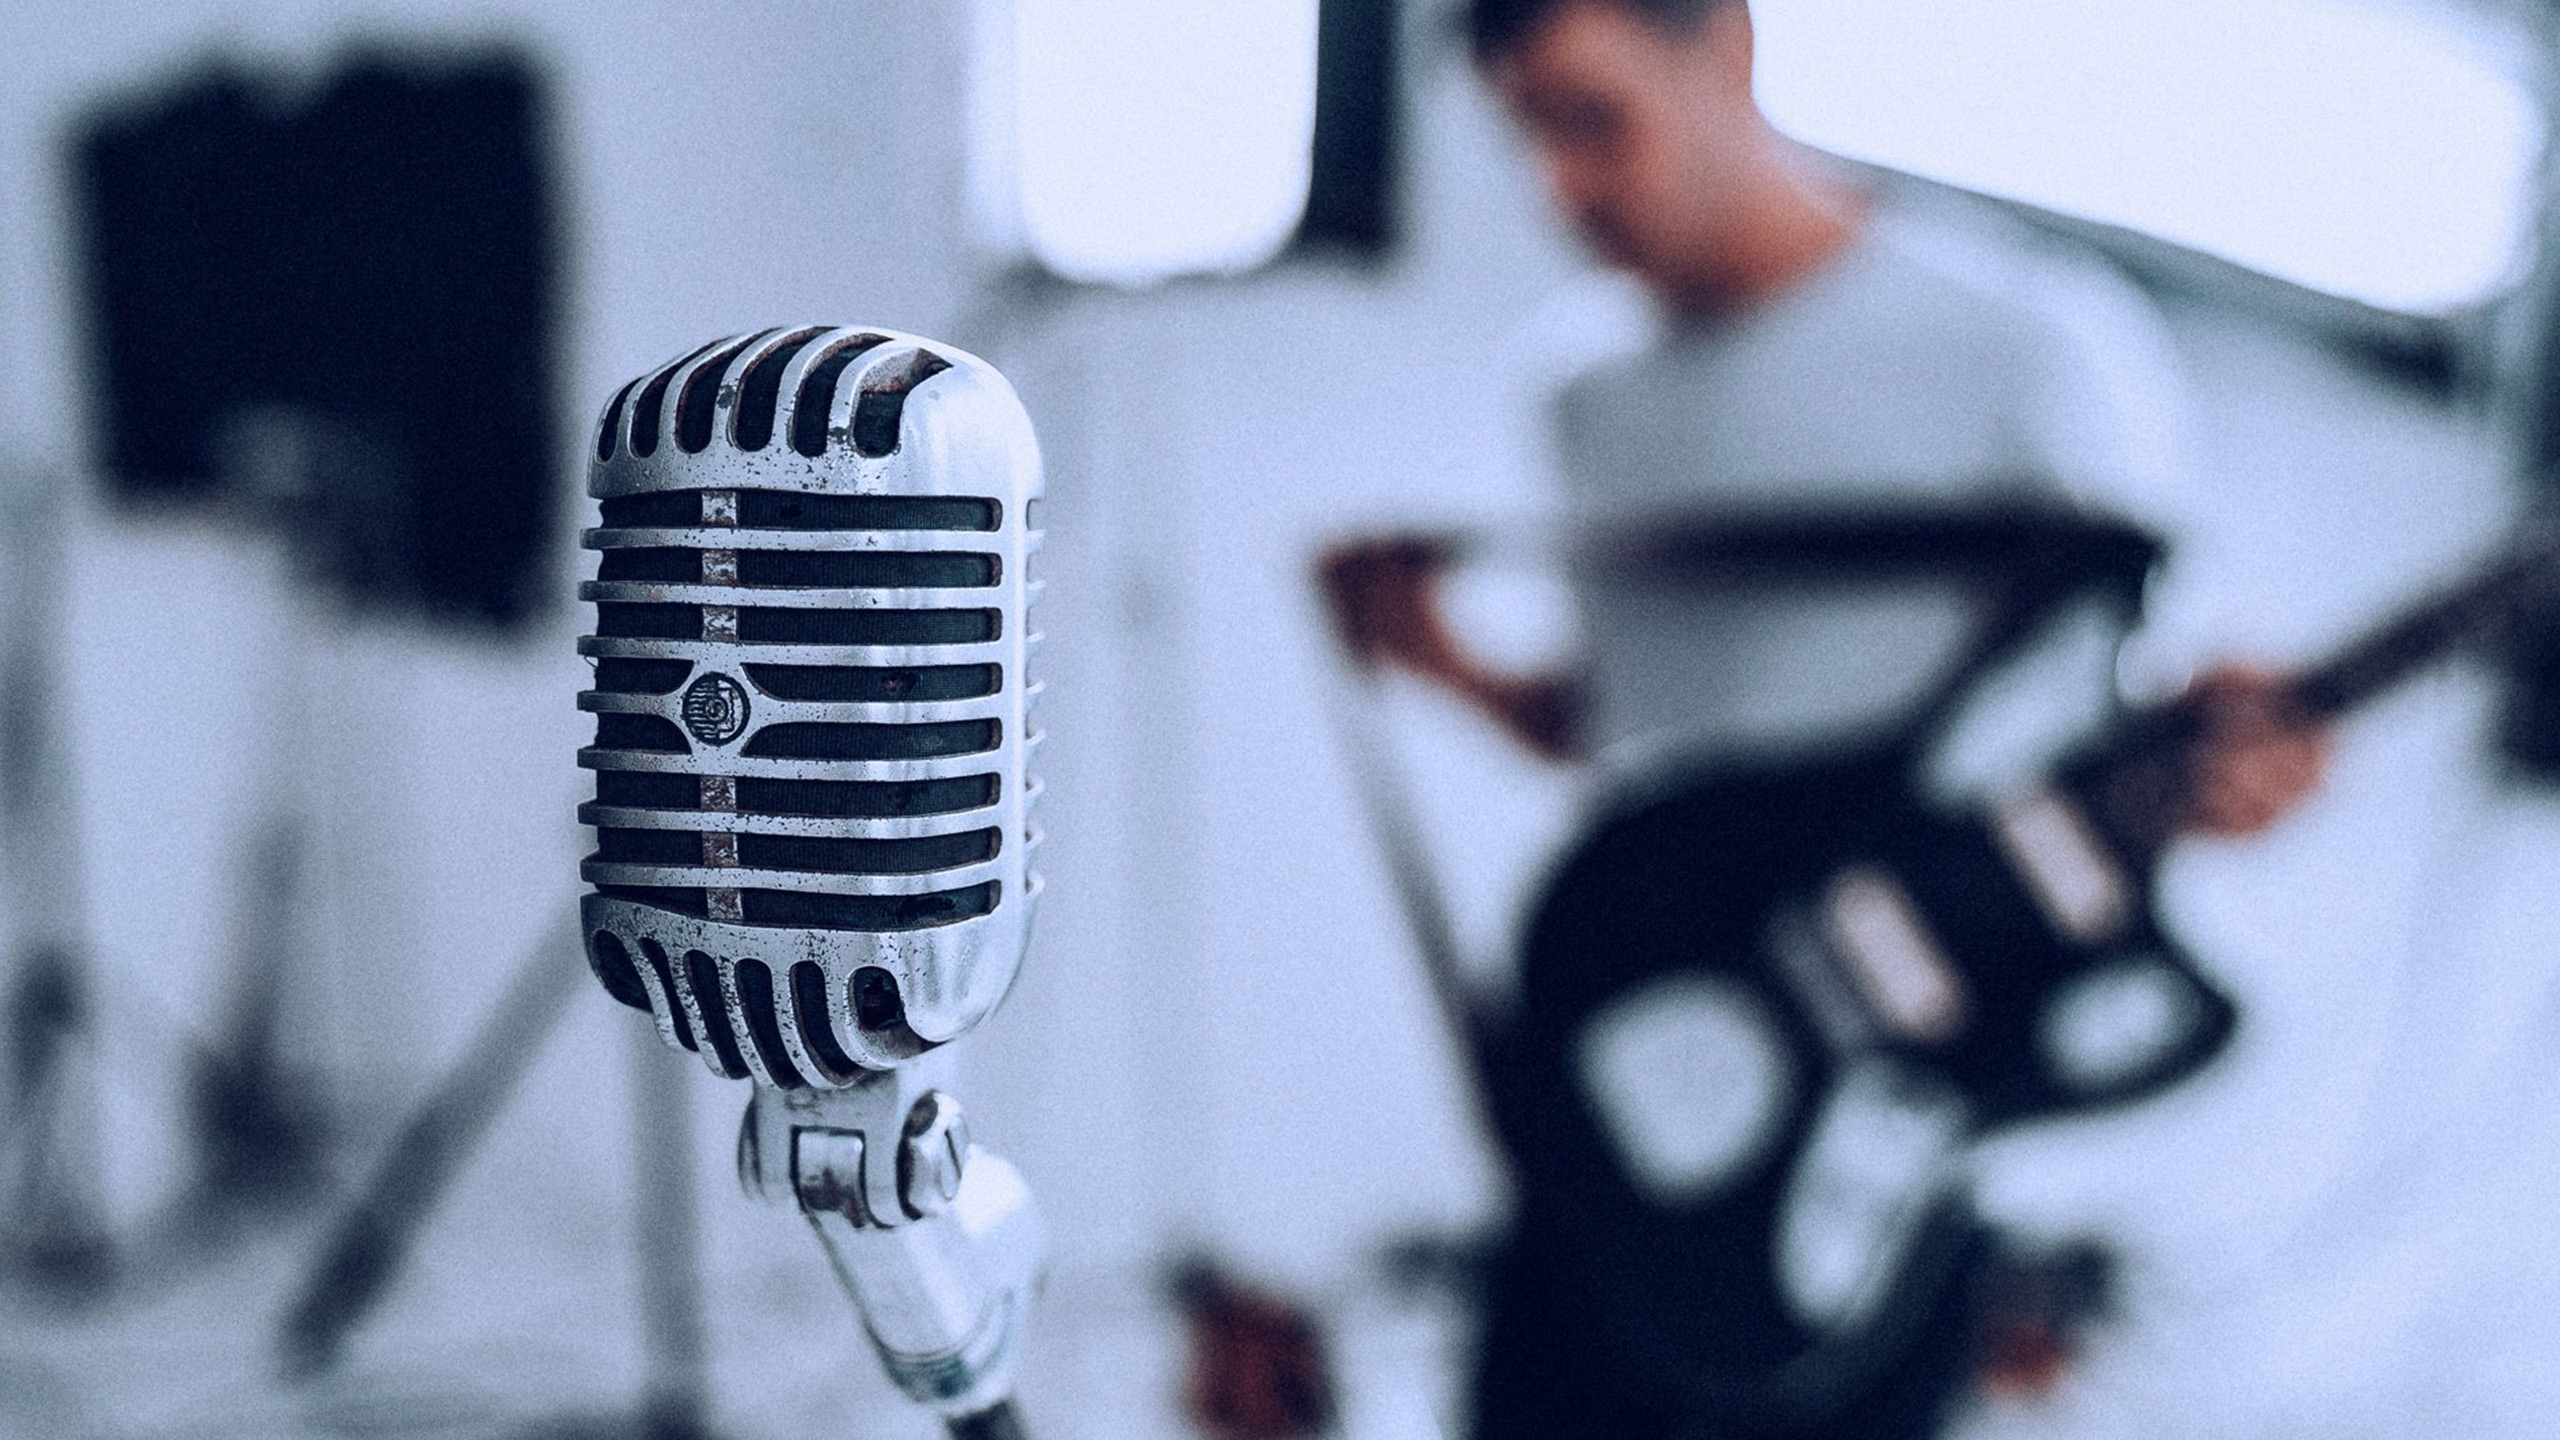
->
[1753, 0, 2546, 314]
[1001, 0, 1321, 286]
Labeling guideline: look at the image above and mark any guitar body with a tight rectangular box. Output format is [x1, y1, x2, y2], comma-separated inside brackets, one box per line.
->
[1478, 747, 2237, 1440]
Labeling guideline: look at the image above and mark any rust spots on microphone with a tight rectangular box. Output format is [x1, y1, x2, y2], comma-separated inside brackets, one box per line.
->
[851, 351, 953, 458]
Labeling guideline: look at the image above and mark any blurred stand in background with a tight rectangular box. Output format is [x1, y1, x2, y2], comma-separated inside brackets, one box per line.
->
[0, 44, 566, 1309]
[0, 457, 115, 1298]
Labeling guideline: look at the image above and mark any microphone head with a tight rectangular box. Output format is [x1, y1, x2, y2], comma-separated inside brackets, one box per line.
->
[577, 327, 1043, 1085]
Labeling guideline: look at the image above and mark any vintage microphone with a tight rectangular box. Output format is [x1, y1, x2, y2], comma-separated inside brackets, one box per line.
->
[579, 326, 1047, 1437]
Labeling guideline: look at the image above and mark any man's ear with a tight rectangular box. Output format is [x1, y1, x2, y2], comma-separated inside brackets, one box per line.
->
[1703, 1, 1755, 91]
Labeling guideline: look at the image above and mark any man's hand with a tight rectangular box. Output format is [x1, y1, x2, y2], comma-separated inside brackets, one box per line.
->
[1317, 535, 1587, 762]
[2179, 663, 2332, 838]
[1972, 1241, 2114, 1402]
[1171, 1258, 1337, 1440]
[1318, 535, 1466, 683]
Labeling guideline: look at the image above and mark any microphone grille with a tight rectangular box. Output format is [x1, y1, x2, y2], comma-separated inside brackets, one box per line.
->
[578, 326, 1043, 1085]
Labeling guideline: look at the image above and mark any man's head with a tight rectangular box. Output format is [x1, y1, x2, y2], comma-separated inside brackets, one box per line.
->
[1466, 0, 1733, 69]
[1470, 0, 1795, 311]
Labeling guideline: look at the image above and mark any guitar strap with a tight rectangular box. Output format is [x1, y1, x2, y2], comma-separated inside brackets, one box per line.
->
[1859, 509, 2162, 770]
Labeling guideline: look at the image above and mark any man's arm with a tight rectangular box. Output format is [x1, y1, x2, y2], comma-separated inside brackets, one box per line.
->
[1319, 536, 1588, 763]
[1320, 539, 2327, 820]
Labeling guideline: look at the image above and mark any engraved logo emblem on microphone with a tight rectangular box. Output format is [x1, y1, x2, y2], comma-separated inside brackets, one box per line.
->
[682, 672, 752, 746]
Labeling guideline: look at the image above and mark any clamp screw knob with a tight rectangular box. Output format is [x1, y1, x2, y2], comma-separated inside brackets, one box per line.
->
[898, 1091, 970, 1218]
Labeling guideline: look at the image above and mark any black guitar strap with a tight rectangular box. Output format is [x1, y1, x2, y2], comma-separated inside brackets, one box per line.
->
[1831, 507, 2163, 768]
[1591, 497, 2163, 771]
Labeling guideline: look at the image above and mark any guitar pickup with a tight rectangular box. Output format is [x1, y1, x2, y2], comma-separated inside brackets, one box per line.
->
[1988, 787, 2134, 946]
[1816, 866, 1967, 1044]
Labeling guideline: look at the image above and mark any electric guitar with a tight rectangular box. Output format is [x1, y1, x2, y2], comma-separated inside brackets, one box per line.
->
[1477, 519, 2560, 1437]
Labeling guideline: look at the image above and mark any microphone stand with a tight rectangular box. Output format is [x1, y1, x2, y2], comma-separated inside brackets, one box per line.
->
[277, 910, 592, 1378]
[0, 460, 114, 1299]
[630, 1022, 716, 1440]
[283, 907, 1045, 1438]
[1313, 638, 1512, 1176]
[280, 911, 745, 1440]
[733, 1052, 1043, 1440]
[189, 411, 361, 1226]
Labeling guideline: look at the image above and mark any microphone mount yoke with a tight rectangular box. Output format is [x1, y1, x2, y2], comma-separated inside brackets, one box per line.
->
[737, 1052, 1043, 1424]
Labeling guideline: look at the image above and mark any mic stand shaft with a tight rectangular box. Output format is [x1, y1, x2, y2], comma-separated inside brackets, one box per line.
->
[0, 462, 112, 1297]
[735, 1055, 1043, 1437]
[277, 914, 590, 1376]
[631, 1023, 714, 1439]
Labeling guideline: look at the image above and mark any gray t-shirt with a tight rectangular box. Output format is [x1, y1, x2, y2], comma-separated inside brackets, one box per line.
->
[1549, 194, 2189, 783]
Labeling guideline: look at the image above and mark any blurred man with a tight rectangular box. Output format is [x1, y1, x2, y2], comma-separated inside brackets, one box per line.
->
[1333, 0, 2318, 830]
[1324, 0, 2330, 1436]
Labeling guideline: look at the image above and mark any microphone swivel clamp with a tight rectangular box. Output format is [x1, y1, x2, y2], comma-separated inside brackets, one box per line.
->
[737, 1052, 1044, 1421]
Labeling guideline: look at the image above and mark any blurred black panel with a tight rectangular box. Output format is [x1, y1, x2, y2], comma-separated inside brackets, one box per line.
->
[72, 49, 560, 629]
[2504, 492, 2560, 775]
[1294, 0, 1401, 257]
[2509, 636, 2560, 778]
[2511, 291, 2560, 780]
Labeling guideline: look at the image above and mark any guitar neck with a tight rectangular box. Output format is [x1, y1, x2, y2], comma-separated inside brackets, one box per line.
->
[2067, 527, 2560, 861]
[2289, 540, 2560, 719]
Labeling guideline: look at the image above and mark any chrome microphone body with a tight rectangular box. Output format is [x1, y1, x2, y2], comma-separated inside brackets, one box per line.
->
[577, 326, 1046, 1429]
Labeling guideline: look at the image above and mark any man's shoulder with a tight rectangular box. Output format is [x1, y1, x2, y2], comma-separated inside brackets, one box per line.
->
[1541, 187, 2177, 394]
[1854, 187, 2193, 505]
[1514, 273, 1663, 402]
[1853, 189, 2171, 370]
[1537, 182, 2194, 508]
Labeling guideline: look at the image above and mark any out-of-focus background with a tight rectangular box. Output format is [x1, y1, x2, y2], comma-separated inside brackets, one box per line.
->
[6, 1, 2560, 1436]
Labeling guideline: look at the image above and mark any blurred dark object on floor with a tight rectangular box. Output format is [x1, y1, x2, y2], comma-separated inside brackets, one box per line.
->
[2500, 591, 2560, 779]
[190, 822, 331, 1220]
[1170, 1254, 1340, 1440]
[0, 940, 113, 1297]
[69, 45, 561, 629]
[0, 468, 113, 1303]
[1970, 1239, 2116, 1401]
